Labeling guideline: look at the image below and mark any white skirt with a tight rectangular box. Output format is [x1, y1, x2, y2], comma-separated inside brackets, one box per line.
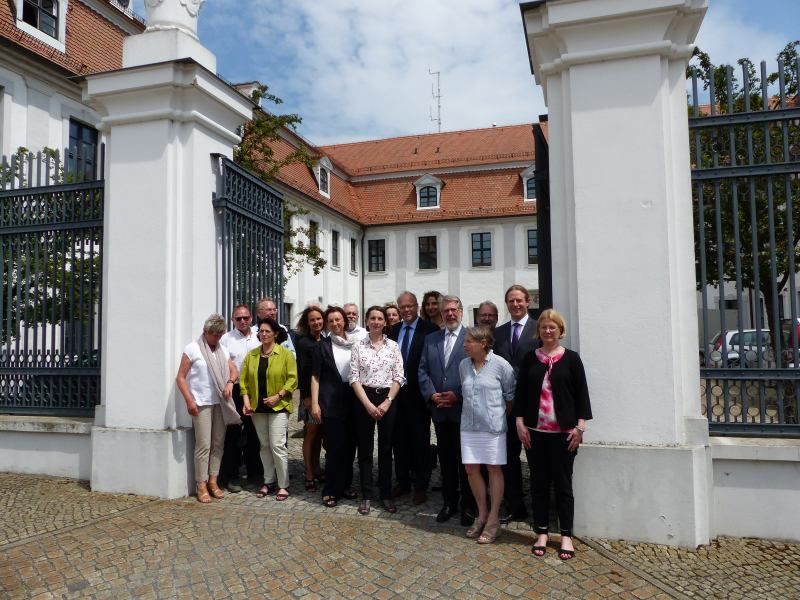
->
[461, 431, 507, 465]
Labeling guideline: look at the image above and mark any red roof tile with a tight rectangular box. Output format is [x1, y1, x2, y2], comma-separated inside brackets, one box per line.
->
[320, 124, 535, 176]
[0, 0, 143, 76]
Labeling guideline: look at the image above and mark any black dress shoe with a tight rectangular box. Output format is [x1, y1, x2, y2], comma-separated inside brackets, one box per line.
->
[436, 505, 457, 523]
[498, 510, 512, 525]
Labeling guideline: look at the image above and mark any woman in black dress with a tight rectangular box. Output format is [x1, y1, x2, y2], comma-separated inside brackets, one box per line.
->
[295, 306, 326, 491]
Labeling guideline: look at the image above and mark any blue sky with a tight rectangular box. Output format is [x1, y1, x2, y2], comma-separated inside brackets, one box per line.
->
[133, 1, 799, 145]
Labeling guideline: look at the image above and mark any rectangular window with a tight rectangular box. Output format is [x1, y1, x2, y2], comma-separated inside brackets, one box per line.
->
[368, 239, 385, 272]
[471, 232, 492, 267]
[418, 236, 437, 270]
[22, 0, 58, 38]
[525, 176, 536, 200]
[527, 229, 538, 265]
[308, 220, 319, 249]
[68, 119, 98, 181]
[350, 238, 358, 272]
[331, 230, 340, 267]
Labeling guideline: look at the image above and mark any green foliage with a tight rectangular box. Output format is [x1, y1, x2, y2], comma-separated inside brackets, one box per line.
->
[689, 42, 800, 341]
[233, 84, 327, 282]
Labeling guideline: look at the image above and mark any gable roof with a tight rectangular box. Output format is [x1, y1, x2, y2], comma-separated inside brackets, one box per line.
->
[268, 123, 541, 227]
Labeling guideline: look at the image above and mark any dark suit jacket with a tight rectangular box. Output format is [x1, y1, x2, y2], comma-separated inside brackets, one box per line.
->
[494, 318, 541, 374]
[418, 327, 467, 424]
[390, 317, 439, 411]
[295, 334, 320, 400]
[311, 338, 349, 419]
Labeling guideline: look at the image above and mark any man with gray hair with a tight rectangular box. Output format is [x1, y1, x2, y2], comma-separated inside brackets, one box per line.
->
[418, 294, 473, 525]
[254, 297, 296, 356]
[477, 300, 499, 329]
[343, 302, 367, 341]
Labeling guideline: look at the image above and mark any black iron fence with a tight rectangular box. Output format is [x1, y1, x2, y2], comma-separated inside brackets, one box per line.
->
[213, 156, 284, 320]
[690, 57, 800, 436]
[0, 148, 104, 415]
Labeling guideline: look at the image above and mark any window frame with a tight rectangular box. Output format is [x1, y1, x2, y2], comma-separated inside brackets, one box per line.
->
[471, 232, 492, 268]
[67, 118, 99, 182]
[368, 239, 386, 273]
[331, 229, 340, 268]
[15, 0, 66, 52]
[520, 164, 536, 203]
[418, 186, 439, 209]
[526, 228, 538, 266]
[418, 235, 438, 270]
[350, 238, 358, 273]
[308, 220, 319, 250]
[414, 174, 443, 210]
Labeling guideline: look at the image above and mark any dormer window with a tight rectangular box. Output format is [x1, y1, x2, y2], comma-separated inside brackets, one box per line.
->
[520, 164, 536, 202]
[15, 0, 66, 51]
[414, 174, 443, 210]
[314, 156, 332, 198]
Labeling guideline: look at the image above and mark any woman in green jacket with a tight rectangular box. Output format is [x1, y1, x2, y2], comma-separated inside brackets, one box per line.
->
[240, 317, 298, 501]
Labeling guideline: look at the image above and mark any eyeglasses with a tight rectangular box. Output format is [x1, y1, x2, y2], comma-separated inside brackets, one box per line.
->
[234, 316, 250, 321]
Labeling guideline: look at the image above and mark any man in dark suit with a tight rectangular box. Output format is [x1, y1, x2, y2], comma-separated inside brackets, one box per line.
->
[493, 284, 541, 522]
[389, 291, 439, 504]
[418, 295, 473, 525]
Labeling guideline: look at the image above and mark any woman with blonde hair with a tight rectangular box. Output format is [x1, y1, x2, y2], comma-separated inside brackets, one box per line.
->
[513, 309, 592, 560]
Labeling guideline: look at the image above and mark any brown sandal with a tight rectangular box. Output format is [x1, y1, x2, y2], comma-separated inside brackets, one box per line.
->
[207, 481, 224, 499]
[477, 522, 501, 544]
[466, 520, 486, 539]
[196, 482, 211, 504]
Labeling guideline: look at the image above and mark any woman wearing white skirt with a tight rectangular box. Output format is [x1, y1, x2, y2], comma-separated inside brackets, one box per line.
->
[459, 326, 516, 544]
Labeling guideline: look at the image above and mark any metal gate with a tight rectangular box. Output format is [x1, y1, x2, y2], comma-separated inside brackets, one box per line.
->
[0, 148, 104, 416]
[690, 57, 800, 436]
[213, 156, 284, 320]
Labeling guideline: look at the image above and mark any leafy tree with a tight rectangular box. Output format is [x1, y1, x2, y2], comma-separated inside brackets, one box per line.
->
[234, 84, 327, 281]
[687, 41, 800, 359]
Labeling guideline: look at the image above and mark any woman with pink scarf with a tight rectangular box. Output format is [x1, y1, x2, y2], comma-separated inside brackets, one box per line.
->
[176, 314, 240, 503]
[513, 309, 592, 561]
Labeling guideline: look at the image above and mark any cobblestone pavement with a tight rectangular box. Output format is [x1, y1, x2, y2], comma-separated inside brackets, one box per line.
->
[1, 419, 798, 599]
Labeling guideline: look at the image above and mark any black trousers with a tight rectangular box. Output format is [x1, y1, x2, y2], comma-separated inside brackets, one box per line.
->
[220, 384, 264, 484]
[393, 390, 432, 492]
[503, 412, 526, 511]
[527, 431, 576, 536]
[321, 382, 356, 499]
[354, 386, 397, 500]
[433, 420, 472, 511]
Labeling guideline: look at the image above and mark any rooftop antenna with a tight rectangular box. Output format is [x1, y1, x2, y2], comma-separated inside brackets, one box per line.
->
[429, 68, 442, 133]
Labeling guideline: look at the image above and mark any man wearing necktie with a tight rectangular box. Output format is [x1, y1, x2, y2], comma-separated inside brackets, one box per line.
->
[493, 284, 542, 523]
[418, 295, 473, 525]
[389, 292, 439, 504]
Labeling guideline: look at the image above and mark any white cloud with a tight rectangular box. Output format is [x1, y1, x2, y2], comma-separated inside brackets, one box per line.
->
[202, 0, 546, 144]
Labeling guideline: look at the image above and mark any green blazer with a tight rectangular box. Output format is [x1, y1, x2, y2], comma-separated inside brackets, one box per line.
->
[239, 344, 298, 413]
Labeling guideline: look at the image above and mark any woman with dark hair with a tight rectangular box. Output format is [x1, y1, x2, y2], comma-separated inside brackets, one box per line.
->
[240, 317, 298, 501]
[176, 313, 240, 503]
[350, 305, 406, 515]
[311, 306, 359, 507]
[384, 303, 401, 328]
[421, 290, 444, 329]
[514, 309, 592, 560]
[295, 306, 326, 491]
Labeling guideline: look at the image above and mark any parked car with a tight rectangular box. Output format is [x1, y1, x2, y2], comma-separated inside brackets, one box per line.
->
[706, 329, 772, 367]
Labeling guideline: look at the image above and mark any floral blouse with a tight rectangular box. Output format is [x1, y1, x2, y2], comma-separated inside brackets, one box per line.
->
[349, 335, 406, 389]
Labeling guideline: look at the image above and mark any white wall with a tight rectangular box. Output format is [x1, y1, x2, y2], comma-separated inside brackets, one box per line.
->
[363, 217, 538, 323]
[0, 60, 101, 158]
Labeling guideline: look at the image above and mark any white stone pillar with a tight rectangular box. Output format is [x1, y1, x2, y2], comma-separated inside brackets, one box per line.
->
[521, 0, 710, 546]
[84, 0, 253, 498]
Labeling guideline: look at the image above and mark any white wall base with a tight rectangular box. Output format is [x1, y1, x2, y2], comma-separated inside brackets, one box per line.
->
[0, 416, 93, 480]
[711, 437, 800, 542]
[91, 426, 194, 498]
[574, 443, 711, 547]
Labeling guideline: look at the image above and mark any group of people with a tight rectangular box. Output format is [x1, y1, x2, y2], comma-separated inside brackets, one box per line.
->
[176, 287, 592, 559]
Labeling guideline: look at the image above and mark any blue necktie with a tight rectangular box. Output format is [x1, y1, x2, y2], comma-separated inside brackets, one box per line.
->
[401, 325, 412, 362]
[511, 322, 521, 354]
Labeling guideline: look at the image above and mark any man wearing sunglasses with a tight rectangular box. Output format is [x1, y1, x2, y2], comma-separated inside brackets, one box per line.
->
[220, 304, 263, 492]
